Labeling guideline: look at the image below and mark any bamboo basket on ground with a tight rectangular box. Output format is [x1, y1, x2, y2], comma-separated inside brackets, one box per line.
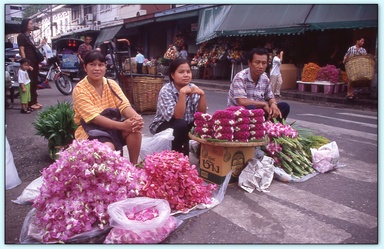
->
[119, 73, 164, 114]
[345, 54, 375, 87]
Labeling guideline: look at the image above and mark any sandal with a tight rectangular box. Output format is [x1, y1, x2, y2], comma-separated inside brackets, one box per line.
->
[30, 104, 42, 110]
[20, 108, 31, 114]
[27, 107, 34, 112]
[35, 103, 43, 107]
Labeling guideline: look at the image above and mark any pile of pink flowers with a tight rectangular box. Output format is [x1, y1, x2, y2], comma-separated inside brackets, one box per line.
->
[32, 139, 147, 243]
[316, 64, 339, 83]
[140, 150, 217, 212]
[193, 106, 266, 142]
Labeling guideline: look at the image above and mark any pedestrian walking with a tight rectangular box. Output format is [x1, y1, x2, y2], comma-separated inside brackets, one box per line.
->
[270, 49, 284, 97]
[38, 37, 53, 88]
[17, 18, 43, 110]
[180, 46, 188, 60]
[77, 35, 93, 79]
[343, 37, 367, 100]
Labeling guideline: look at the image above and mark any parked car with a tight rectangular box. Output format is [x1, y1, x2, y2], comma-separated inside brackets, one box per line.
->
[5, 48, 20, 62]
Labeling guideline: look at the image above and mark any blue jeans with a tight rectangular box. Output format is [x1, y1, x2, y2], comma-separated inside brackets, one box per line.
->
[245, 102, 290, 122]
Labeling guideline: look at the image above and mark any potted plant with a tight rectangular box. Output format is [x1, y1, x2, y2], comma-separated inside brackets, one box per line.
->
[33, 101, 78, 160]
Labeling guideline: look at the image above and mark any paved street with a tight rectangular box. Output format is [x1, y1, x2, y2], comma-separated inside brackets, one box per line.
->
[4, 81, 378, 245]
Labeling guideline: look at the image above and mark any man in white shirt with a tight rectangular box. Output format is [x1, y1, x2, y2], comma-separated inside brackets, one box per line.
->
[135, 50, 145, 74]
[269, 49, 284, 97]
[40, 37, 54, 62]
[39, 37, 54, 88]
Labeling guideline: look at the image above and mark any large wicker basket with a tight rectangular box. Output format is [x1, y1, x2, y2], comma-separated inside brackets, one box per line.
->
[345, 55, 375, 87]
[119, 73, 164, 114]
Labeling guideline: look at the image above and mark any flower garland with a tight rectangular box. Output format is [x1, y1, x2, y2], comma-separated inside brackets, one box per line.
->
[193, 106, 266, 142]
[32, 139, 147, 243]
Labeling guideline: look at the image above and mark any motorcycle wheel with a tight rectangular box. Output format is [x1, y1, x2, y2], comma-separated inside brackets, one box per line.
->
[55, 74, 73, 95]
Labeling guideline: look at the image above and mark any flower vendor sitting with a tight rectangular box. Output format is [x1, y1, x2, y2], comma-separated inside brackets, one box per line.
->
[73, 50, 144, 164]
[227, 48, 290, 122]
[149, 58, 207, 155]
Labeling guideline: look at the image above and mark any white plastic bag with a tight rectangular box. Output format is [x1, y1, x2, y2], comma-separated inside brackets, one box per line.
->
[139, 128, 174, 159]
[238, 156, 275, 193]
[105, 197, 178, 244]
[310, 141, 341, 173]
[12, 177, 43, 204]
[20, 208, 110, 244]
[6, 136, 21, 190]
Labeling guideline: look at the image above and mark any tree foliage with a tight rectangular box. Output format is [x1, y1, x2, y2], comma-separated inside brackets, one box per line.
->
[23, 4, 49, 18]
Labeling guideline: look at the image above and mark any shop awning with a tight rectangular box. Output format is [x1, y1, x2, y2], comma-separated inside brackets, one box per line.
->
[196, 4, 378, 44]
[94, 25, 122, 47]
[196, 5, 312, 44]
[304, 4, 378, 30]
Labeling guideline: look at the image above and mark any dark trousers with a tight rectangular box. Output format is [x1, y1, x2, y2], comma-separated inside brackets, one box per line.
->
[137, 63, 143, 74]
[27, 61, 39, 106]
[156, 119, 193, 155]
[245, 102, 290, 122]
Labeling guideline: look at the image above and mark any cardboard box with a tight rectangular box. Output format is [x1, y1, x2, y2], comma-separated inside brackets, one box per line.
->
[199, 143, 255, 184]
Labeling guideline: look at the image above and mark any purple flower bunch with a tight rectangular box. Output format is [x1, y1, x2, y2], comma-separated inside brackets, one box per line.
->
[263, 120, 298, 155]
[33, 139, 147, 243]
[140, 150, 217, 212]
[316, 64, 339, 83]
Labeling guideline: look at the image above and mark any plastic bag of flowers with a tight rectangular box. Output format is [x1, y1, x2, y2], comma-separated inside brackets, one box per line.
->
[20, 139, 147, 243]
[104, 197, 181, 244]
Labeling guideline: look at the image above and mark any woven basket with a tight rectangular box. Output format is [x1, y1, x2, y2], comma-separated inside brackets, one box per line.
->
[148, 66, 157, 75]
[124, 59, 137, 73]
[119, 74, 164, 113]
[345, 55, 375, 83]
[142, 66, 148, 74]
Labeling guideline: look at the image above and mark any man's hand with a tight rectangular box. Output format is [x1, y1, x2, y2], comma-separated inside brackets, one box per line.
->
[268, 103, 282, 120]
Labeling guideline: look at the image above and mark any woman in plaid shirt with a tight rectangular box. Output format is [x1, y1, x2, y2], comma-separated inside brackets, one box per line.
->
[149, 58, 207, 155]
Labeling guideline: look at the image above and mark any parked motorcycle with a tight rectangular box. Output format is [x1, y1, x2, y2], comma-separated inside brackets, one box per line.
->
[39, 56, 73, 95]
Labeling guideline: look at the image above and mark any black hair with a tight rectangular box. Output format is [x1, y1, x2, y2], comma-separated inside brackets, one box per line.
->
[20, 19, 31, 33]
[248, 48, 268, 62]
[83, 50, 106, 65]
[20, 58, 31, 65]
[168, 58, 190, 81]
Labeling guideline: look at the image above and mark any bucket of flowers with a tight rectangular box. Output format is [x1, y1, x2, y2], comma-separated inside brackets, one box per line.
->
[145, 58, 158, 75]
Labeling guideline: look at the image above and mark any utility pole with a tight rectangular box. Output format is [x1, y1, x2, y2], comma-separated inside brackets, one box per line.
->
[50, 5, 53, 38]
